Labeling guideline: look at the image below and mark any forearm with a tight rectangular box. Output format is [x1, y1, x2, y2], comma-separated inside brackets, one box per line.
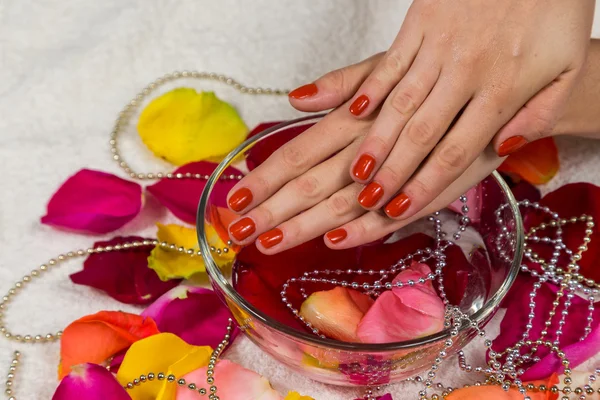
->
[554, 39, 600, 138]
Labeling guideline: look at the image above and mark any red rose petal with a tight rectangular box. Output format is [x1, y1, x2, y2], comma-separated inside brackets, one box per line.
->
[147, 161, 244, 224]
[70, 236, 180, 305]
[41, 169, 142, 234]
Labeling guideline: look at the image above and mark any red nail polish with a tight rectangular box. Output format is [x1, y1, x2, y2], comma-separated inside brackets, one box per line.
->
[385, 193, 411, 218]
[289, 83, 318, 99]
[358, 182, 384, 208]
[326, 228, 347, 244]
[228, 188, 253, 212]
[498, 136, 528, 157]
[353, 154, 376, 180]
[229, 217, 256, 241]
[349, 95, 369, 116]
[258, 228, 283, 249]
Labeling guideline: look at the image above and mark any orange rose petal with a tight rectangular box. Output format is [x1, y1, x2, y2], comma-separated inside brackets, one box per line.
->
[209, 206, 241, 253]
[498, 137, 559, 185]
[446, 373, 559, 400]
[59, 311, 159, 379]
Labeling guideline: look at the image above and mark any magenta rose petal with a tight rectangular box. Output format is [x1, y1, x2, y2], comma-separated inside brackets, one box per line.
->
[52, 363, 129, 400]
[69, 236, 180, 305]
[41, 169, 142, 234]
[141, 285, 239, 348]
[245, 122, 315, 170]
[146, 161, 243, 224]
[447, 184, 482, 223]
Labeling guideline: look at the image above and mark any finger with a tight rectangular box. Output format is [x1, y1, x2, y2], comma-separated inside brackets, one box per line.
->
[228, 140, 360, 245]
[227, 108, 371, 214]
[350, 50, 441, 183]
[384, 91, 527, 221]
[326, 145, 504, 248]
[255, 183, 366, 253]
[356, 75, 472, 210]
[347, 17, 424, 118]
[493, 69, 579, 156]
[288, 53, 384, 112]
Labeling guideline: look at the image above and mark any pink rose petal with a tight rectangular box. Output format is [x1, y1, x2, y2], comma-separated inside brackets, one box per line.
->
[141, 285, 239, 348]
[493, 276, 600, 380]
[357, 263, 445, 343]
[245, 122, 315, 170]
[52, 363, 129, 400]
[177, 360, 283, 400]
[147, 161, 243, 224]
[41, 169, 142, 234]
[70, 236, 180, 305]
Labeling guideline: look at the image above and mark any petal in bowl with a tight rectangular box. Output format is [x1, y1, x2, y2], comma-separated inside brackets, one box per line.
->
[497, 137, 559, 185]
[70, 236, 179, 304]
[52, 363, 130, 400]
[59, 311, 159, 378]
[41, 169, 142, 234]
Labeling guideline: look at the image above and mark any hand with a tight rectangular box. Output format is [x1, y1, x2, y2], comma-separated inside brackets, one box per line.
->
[226, 55, 504, 253]
[291, 0, 593, 220]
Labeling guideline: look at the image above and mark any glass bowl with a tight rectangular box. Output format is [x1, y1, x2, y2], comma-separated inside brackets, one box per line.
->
[197, 114, 523, 386]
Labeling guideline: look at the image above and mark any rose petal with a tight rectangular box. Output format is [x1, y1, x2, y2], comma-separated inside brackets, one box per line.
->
[448, 185, 482, 223]
[141, 285, 239, 348]
[59, 311, 159, 378]
[177, 360, 283, 400]
[446, 374, 558, 400]
[138, 89, 248, 165]
[245, 122, 315, 170]
[52, 363, 130, 400]
[41, 169, 142, 233]
[70, 236, 179, 305]
[524, 183, 600, 282]
[357, 263, 445, 343]
[498, 137, 559, 184]
[117, 333, 212, 400]
[147, 161, 244, 224]
[499, 172, 542, 203]
[493, 276, 600, 380]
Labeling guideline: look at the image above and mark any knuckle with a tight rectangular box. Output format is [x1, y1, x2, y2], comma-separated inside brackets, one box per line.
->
[378, 165, 404, 187]
[405, 120, 438, 147]
[294, 174, 321, 199]
[281, 144, 307, 170]
[326, 193, 355, 217]
[324, 68, 349, 95]
[436, 143, 468, 170]
[254, 175, 271, 195]
[390, 89, 418, 116]
[407, 177, 431, 200]
[256, 205, 275, 227]
[527, 109, 555, 140]
[382, 50, 406, 75]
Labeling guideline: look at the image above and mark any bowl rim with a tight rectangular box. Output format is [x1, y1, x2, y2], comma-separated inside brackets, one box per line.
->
[197, 114, 524, 352]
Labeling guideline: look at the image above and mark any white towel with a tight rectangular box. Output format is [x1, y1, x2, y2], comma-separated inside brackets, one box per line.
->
[1, 1, 599, 398]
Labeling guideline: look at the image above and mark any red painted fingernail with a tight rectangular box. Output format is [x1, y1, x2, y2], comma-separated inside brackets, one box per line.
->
[258, 228, 283, 249]
[229, 217, 256, 241]
[228, 188, 253, 212]
[498, 136, 528, 157]
[352, 154, 376, 180]
[289, 83, 318, 99]
[385, 193, 411, 218]
[326, 228, 347, 244]
[349, 95, 370, 116]
[358, 182, 384, 208]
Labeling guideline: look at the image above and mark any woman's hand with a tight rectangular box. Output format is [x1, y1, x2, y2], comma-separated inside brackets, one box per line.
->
[290, 0, 594, 220]
[226, 54, 504, 253]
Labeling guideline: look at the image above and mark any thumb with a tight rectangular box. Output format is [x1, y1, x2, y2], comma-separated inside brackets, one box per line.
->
[493, 69, 578, 157]
[288, 53, 384, 113]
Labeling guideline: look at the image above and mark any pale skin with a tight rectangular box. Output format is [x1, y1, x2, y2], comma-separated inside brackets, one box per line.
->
[227, 1, 600, 254]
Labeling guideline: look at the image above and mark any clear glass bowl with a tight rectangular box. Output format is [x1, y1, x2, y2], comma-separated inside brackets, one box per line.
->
[197, 114, 523, 386]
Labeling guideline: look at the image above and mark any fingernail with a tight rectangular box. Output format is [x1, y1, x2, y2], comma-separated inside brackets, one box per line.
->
[229, 217, 256, 241]
[498, 136, 528, 157]
[258, 228, 283, 249]
[385, 193, 411, 218]
[228, 188, 253, 212]
[349, 94, 369, 116]
[358, 182, 384, 208]
[326, 228, 347, 244]
[289, 83, 318, 99]
[352, 154, 376, 180]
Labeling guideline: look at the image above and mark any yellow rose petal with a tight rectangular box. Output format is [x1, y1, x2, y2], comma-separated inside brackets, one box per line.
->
[148, 223, 234, 281]
[285, 392, 314, 400]
[138, 88, 248, 165]
[116, 333, 212, 400]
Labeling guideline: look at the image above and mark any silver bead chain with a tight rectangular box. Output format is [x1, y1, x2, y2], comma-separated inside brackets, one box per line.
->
[109, 70, 289, 181]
